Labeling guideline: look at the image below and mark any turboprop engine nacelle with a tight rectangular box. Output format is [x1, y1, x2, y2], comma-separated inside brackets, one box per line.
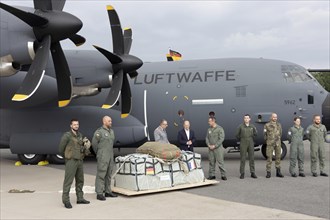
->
[0, 55, 21, 76]
[0, 35, 36, 77]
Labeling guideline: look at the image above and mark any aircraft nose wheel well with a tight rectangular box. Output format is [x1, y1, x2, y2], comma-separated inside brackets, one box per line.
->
[261, 142, 287, 160]
[17, 154, 47, 165]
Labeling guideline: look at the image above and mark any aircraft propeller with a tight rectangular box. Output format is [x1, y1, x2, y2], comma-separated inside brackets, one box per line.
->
[93, 5, 143, 118]
[0, 0, 85, 107]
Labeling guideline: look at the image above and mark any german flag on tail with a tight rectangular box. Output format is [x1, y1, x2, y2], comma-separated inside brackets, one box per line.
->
[166, 49, 182, 61]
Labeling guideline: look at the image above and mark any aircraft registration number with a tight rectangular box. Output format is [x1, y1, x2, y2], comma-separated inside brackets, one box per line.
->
[284, 100, 295, 105]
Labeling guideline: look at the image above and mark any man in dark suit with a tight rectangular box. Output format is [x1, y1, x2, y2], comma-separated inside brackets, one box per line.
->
[177, 120, 196, 152]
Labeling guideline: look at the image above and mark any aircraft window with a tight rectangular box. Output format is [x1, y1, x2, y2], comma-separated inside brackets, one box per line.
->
[178, 110, 184, 117]
[282, 65, 310, 82]
[257, 115, 262, 122]
[308, 95, 314, 104]
[283, 72, 293, 82]
[209, 111, 215, 117]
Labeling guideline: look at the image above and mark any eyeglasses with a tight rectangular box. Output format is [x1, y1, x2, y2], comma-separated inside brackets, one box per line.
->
[162, 123, 168, 126]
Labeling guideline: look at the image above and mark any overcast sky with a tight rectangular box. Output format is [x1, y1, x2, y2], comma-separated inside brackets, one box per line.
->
[4, 0, 330, 69]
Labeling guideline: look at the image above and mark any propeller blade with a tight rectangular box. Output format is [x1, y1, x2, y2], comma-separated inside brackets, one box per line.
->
[69, 34, 86, 46]
[121, 75, 132, 118]
[106, 5, 124, 55]
[93, 45, 122, 64]
[128, 71, 138, 79]
[12, 35, 51, 101]
[102, 70, 123, 109]
[50, 42, 72, 107]
[34, 0, 65, 11]
[0, 2, 48, 27]
[123, 28, 132, 54]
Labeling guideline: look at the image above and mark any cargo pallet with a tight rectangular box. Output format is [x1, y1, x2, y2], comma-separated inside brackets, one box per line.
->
[112, 179, 219, 196]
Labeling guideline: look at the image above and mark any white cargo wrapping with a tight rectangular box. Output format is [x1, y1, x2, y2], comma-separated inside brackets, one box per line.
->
[114, 151, 205, 191]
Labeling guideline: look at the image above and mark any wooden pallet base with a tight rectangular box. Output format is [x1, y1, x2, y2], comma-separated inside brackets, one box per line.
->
[112, 179, 219, 196]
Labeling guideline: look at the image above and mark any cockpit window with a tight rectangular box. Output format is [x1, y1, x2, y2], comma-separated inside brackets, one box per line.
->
[282, 65, 310, 82]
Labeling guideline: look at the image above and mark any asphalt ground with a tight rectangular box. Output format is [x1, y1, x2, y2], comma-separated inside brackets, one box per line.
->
[1, 140, 329, 219]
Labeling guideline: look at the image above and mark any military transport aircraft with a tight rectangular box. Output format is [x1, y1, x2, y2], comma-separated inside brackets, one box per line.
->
[0, 0, 329, 164]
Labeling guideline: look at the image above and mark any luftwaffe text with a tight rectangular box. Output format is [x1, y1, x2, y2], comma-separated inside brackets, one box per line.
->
[134, 70, 236, 85]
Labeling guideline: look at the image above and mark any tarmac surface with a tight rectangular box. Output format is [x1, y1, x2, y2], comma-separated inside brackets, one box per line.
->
[1, 140, 329, 219]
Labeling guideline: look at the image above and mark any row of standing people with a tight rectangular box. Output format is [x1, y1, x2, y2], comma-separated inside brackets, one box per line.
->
[153, 113, 328, 181]
[58, 113, 328, 209]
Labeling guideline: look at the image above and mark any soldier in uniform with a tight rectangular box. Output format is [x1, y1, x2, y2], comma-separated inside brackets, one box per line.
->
[264, 113, 284, 178]
[59, 119, 91, 209]
[235, 114, 258, 179]
[92, 116, 118, 201]
[287, 117, 305, 177]
[206, 117, 227, 180]
[306, 115, 328, 177]
[154, 119, 170, 143]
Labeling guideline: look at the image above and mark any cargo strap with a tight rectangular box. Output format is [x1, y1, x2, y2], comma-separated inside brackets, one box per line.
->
[111, 155, 134, 179]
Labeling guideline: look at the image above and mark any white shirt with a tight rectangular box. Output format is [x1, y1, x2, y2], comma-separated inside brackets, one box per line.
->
[185, 129, 190, 142]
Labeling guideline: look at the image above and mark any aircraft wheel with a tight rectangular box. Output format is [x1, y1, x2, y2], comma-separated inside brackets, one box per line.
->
[279, 142, 287, 160]
[17, 154, 46, 165]
[261, 142, 287, 160]
[48, 154, 65, 164]
[261, 144, 267, 159]
[325, 132, 330, 143]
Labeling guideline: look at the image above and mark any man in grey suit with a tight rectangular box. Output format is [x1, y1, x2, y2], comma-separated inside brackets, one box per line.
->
[154, 119, 170, 143]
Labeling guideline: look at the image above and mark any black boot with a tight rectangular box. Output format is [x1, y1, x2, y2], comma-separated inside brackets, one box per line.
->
[276, 168, 284, 178]
[320, 172, 328, 177]
[251, 173, 257, 179]
[266, 172, 271, 178]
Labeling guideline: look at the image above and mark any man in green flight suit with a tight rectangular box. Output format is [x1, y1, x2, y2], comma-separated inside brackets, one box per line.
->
[264, 113, 284, 178]
[206, 116, 227, 181]
[287, 117, 305, 177]
[59, 119, 91, 209]
[92, 116, 118, 201]
[306, 115, 328, 177]
[236, 114, 258, 179]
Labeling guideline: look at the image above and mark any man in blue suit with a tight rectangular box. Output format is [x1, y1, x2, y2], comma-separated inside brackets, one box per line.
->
[177, 120, 196, 152]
